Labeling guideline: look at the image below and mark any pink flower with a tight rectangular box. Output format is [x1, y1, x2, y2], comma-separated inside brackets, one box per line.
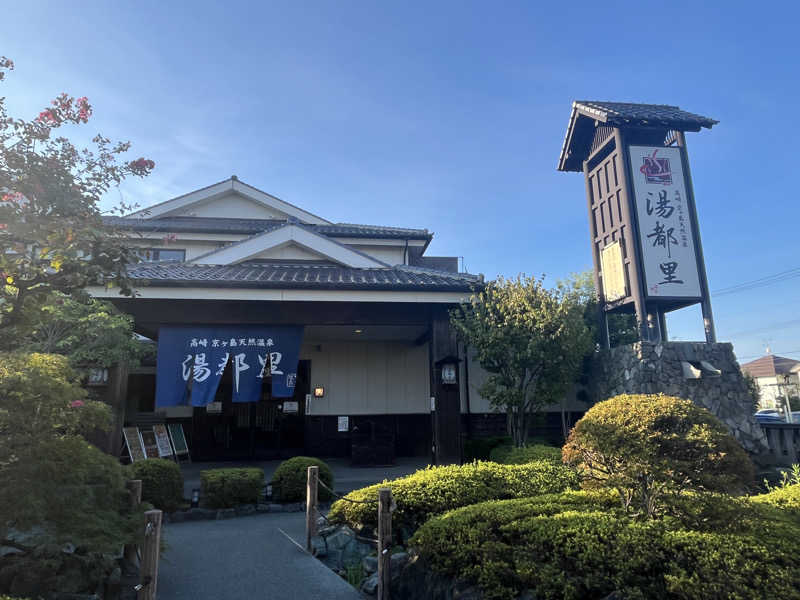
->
[36, 109, 57, 125]
[129, 158, 155, 174]
[70, 400, 85, 408]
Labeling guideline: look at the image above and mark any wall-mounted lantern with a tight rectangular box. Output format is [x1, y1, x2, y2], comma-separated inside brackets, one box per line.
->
[314, 386, 325, 398]
[436, 355, 460, 386]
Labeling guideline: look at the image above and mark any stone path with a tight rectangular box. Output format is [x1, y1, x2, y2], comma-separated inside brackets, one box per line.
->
[157, 512, 361, 600]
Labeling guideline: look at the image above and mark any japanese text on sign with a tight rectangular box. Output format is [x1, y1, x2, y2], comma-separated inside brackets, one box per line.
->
[629, 146, 701, 298]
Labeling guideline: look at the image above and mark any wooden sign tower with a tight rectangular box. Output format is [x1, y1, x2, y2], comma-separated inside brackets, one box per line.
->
[558, 101, 718, 347]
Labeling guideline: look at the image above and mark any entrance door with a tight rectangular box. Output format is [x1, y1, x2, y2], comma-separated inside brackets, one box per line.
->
[192, 360, 310, 460]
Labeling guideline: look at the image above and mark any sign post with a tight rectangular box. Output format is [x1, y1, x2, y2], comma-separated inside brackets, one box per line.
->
[558, 101, 718, 345]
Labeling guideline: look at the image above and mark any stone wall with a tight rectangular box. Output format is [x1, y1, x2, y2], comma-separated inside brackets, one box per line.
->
[589, 341, 768, 454]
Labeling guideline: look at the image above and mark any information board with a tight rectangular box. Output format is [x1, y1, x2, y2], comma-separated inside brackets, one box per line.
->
[153, 424, 174, 458]
[140, 429, 160, 459]
[600, 241, 626, 302]
[123, 427, 146, 462]
[168, 423, 190, 456]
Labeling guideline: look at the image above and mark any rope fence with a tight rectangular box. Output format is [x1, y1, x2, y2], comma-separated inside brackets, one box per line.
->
[306, 467, 393, 599]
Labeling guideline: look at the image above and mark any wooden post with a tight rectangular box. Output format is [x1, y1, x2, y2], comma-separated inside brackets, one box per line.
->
[306, 465, 318, 553]
[138, 509, 162, 600]
[377, 487, 392, 600]
[124, 480, 143, 566]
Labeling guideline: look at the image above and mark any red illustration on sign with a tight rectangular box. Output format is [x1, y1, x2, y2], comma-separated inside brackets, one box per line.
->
[640, 149, 672, 185]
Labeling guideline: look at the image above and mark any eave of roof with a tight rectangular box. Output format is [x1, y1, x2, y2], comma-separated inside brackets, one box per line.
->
[557, 100, 718, 172]
[123, 262, 482, 293]
[103, 216, 433, 241]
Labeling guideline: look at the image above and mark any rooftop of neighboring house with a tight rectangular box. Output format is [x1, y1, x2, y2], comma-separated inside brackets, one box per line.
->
[740, 354, 800, 378]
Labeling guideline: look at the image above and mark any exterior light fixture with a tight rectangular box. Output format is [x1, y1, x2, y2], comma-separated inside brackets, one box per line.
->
[314, 386, 325, 398]
[354, 329, 363, 334]
[266, 484, 273, 500]
[436, 355, 460, 386]
[191, 488, 200, 508]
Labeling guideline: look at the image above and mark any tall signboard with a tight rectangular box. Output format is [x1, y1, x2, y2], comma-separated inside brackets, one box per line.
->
[557, 101, 718, 346]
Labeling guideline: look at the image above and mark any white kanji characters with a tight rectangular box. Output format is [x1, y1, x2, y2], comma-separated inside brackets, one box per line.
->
[182, 354, 211, 382]
[229, 338, 237, 347]
[190, 338, 198, 348]
[181, 355, 193, 380]
[233, 353, 250, 392]
[215, 353, 230, 375]
[269, 351, 283, 375]
[266, 338, 274, 347]
[238, 338, 246, 346]
[257, 354, 269, 379]
[256, 338, 265, 347]
[211, 339, 220, 348]
[198, 338, 208, 347]
[247, 338, 256, 346]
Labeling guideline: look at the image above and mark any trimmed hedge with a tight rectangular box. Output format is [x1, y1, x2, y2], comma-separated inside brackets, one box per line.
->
[751, 483, 800, 513]
[128, 458, 184, 511]
[200, 468, 264, 508]
[410, 491, 800, 600]
[564, 394, 755, 516]
[489, 444, 562, 464]
[328, 460, 579, 536]
[462, 436, 511, 462]
[272, 456, 334, 502]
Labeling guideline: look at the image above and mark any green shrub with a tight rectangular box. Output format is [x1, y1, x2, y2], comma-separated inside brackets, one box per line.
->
[271, 456, 334, 502]
[410, 491, 800, 600]
[563, 393, 755, 517]
[200, 468, 264, 508]
[128, 458, 184, 511]
[328, 460, 579, 537]
[462, 436, 511, 462]
[751, 483, 800, 513]
[489, 443, 561, 464]
[0, 353, 141, 553]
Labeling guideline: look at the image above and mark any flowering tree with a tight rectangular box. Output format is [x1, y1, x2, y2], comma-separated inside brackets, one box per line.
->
[0, 56, 154, 330]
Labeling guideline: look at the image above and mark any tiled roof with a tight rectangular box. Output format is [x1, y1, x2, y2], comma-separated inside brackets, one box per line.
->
[740, 355, 800, 378]
[572, 101, 718, 130]
[558, 100, 718, 172]
[126, 262, 481, 292]
[104, 216, 431, 240]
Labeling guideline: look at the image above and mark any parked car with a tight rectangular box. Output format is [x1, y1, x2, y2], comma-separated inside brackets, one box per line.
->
[754, 409, 785, 424]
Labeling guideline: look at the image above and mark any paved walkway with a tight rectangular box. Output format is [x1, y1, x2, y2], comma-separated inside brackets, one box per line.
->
[158, 512, 361, 600]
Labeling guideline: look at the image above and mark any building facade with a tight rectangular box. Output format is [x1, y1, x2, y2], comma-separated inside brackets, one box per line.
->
[90, 176, 588, 463]
[740, 354, 800, 410]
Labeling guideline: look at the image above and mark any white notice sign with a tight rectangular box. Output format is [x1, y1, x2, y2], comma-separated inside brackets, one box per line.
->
[338, 416, 349, 432]
[628, 146, 701, 299]
[600, 241, 626, 301]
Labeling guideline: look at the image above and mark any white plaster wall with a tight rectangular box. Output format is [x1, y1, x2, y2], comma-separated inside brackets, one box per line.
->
[459, 349, 592, 414]
[755, 374, 800, 408]
[301, 341, 429, 415]
[127, 240, 224, 261]
[348, 244, 406, 265]
[178, 193, 289, 219]
[252, 242, 328, 262]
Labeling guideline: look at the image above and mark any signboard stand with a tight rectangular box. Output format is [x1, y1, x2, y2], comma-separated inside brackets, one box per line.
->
[168, 423, 192, 463]
[558, 101, 719, 346]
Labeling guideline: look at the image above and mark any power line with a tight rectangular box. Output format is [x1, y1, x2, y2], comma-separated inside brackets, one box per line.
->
[712, 267, 800, 297]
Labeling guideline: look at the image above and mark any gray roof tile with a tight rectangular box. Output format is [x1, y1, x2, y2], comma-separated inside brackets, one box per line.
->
[126, 262, 480, 292]
[104, 216, 431, 240]
[573, 101, 718, 129]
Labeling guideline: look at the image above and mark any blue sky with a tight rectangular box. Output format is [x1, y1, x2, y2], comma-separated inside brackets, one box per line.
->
[4, 1, 799, 362]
